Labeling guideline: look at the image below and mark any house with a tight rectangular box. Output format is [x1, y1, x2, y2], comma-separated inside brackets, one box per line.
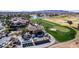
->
[5, 36, 21, 48]
[27, 23, 42, 34]
[0, 31, 6, 39]
[10, 17, 30, 27]
[8, 17, 30, 31]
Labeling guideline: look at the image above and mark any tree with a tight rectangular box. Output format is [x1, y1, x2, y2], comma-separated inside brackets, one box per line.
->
[26, 15, 31, 20]
[77, 24, 79, 29]
[37, 13, 41, 17]
[5, 19, 11, 26]
[21, 28, 27, 35]
[67, 20, 73, 26]
[6, 15, 11, 19]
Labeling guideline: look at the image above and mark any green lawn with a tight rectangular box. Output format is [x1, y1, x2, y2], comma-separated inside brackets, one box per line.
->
[31, 19, 76, 42]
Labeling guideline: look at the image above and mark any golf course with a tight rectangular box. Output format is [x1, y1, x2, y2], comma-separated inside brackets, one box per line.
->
[31, 19, 76, 42]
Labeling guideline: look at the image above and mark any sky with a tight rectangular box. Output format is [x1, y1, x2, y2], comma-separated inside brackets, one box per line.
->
[0, 0, 79, 11]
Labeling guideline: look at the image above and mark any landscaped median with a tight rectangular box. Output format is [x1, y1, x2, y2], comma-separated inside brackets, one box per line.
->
[31, 19, 76, 42]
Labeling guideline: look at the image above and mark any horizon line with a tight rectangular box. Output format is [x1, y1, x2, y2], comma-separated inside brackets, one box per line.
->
[0, 10, 78, 12]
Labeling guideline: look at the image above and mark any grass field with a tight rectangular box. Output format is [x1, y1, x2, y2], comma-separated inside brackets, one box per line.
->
[31, 19, 76, 42]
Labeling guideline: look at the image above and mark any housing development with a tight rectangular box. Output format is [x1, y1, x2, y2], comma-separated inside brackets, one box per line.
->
[0, 10, 79, 48]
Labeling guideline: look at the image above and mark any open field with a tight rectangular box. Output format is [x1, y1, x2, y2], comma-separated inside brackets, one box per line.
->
[31, 19, 76, 42]
[43, 16, 79, 48]
[45, 16, 79, 28]
[50, 30, 79, 48]
[49, 39, 79, 48]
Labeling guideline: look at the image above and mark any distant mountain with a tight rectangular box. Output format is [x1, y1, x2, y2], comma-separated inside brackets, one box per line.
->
[0, 10, 77, 15]
[0, 10, 77, 13]
[68, 10, 79, 13]
[30, 10, 70, 14]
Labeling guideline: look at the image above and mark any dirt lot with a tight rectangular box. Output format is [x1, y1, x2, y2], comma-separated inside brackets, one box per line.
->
[49, 39, 79, 48]
[45, 17, 79, 28]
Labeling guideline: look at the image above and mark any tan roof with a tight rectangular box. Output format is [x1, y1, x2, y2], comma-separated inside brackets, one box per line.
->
[27, 24, 42, 32]
[10, 17, 29, 24]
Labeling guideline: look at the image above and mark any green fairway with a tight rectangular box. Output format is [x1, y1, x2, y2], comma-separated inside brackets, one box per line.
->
[31, 19, 76, 42]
